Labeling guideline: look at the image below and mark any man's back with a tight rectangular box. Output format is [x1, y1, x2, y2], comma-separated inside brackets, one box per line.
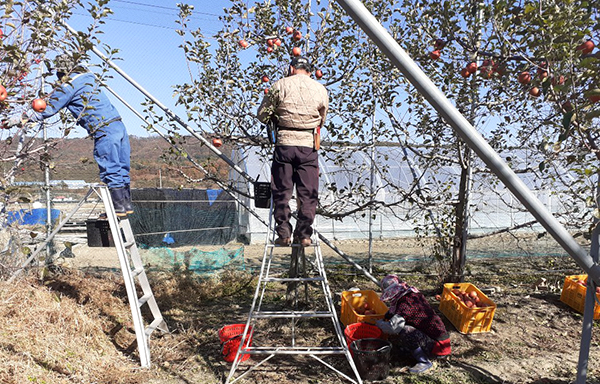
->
[269, 73, 328, 129]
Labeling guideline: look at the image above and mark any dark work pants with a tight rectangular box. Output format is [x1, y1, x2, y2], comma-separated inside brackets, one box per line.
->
[271, 145, 319, 240]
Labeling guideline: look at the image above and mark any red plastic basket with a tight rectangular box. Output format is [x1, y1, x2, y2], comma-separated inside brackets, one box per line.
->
[218, 324, 253, 363]
[344, 322, 383, 349]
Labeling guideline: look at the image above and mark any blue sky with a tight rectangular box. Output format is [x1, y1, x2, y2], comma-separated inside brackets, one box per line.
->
[68, 0, 233, 137]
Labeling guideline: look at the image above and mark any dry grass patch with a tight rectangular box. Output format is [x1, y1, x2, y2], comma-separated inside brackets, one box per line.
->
[0, 270, 151, 384]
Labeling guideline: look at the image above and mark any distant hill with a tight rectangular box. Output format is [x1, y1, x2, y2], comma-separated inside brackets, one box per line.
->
[2, 135, 232, 189]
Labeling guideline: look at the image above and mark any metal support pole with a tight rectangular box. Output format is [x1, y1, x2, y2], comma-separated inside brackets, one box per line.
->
[575, 174, 600, 384]
[334, 0, 600, 286]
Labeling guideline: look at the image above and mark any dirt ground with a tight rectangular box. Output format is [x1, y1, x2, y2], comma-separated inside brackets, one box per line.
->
[5, 233, 600, 384]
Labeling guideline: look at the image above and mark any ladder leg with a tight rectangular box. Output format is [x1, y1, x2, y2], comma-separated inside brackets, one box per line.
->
[315, 241, 363, 384]
[227, 204, 276, 383]
[96, 185, 167, 368]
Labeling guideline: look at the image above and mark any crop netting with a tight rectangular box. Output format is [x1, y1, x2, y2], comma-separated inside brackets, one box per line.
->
[140, 246, 246, 274]
[129, 188, 238, 247]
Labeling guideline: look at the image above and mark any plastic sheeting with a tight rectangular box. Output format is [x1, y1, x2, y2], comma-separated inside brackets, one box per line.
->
[129, 188, 238, 247]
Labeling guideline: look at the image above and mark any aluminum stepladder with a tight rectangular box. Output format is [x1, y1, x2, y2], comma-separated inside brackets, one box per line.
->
[93, 185, 169, 368]
[226, 202, 363, 384]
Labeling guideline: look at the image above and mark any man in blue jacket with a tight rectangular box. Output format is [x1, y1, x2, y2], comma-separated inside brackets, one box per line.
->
[5, 54, 133, 216]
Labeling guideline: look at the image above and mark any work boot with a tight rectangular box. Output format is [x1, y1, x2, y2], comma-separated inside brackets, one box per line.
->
[409, 347, 433, 374]
[300, 238, 312, 247]
[123, 184, 134, 214]
[109, 187, 128, 217]
[274, 237, 291, 246]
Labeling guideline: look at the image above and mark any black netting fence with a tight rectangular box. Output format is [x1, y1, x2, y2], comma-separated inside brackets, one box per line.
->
[129, 188, 238, 247]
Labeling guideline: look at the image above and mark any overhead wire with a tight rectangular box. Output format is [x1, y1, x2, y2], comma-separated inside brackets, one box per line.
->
[110, 0, 222, 18]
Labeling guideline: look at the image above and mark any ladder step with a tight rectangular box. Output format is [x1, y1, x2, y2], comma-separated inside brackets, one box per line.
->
[262, 277, 324, 283]
[138, 293, 153, 307]
[123, 240, 136, 248]
[242, 346, 346, 355]
[267, 243, 318, 248]
[252, 311, 334, 319]
[144, 317, 165, 337]
[131, 267, 145, 278]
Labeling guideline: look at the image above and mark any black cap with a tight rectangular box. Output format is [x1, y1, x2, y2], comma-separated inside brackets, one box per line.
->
[290, 56, 312, 71]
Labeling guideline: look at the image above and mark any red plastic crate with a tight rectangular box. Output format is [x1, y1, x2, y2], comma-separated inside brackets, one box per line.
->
[340, 290, 388, 327]
[439, 282, 496, 334]
[560, 275, 600, 320]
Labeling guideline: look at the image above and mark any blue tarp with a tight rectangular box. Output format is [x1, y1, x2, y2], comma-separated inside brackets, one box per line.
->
[7, 208, 61, 226]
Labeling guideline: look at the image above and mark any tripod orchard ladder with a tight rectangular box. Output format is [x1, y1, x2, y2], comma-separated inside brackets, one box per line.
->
[226, 203, 363, 384]
[93, 185, 169, 368]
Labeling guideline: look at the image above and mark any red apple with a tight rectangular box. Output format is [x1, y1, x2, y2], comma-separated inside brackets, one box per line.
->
[239, 39, 249, 49]
[264, 88, 269, 94]
[466, 62, 477, 74]
[0, 29, 3, 39]
[481, 59, 494, 69]
[274, 38, 281, 46]
[292, 47, 301, 56]
[577, 40, 595, 55]
[460, 67, 471, 78]
[429, 50, 441, 60]
[315, 69, 323, 79]
[293, 30, 302, 41]
[589, 95, 600, 103]
[212, 138, 222, 148]
[518, 71, 531, 84]
[552, 75, 565, 86]
[479, 69, 492, 79]
[529, 87, 541, 97]
[586, 89, 600, 103]
[285, 26, 294, 35]
[538, 69, 548, 80]
[267, 46, 273, 53]
[0, 85, 6, 102]
[32, 98, 46, 112]
[261, 75, 269, 83]
[267, 39, 274, 47]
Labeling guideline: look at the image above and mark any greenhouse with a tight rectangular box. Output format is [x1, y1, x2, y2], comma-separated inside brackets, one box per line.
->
[232, 145, 580, 244]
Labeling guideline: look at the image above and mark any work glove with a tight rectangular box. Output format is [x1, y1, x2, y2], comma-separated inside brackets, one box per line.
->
[375, 314, 405, 335]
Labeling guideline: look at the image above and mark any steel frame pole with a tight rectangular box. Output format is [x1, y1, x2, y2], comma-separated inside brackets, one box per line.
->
[334, 0, 600, 286]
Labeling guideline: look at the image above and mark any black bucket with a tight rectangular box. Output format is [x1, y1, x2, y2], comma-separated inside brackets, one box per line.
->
[253, 182, 271, 209]
[85, 219, 114, 247]
[350, 338, 392, 381]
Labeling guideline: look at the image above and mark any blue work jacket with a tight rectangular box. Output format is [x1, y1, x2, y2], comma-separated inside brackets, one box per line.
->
[29, 72, 121, 132]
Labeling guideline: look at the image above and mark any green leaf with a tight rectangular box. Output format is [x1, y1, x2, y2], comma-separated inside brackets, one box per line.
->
[538, 162, 546, 172]
[586, 109, 600, 120]
[562, 111, 574, 130]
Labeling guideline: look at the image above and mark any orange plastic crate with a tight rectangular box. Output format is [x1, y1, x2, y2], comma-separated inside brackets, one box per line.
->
[439, 282, 496, 334]
[340, 290, 388, 327]
[560, 275, 600, 320]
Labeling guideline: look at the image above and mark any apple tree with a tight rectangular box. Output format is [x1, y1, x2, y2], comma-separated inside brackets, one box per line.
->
[0, 0, 114, 278]
[384, 0, 600, 280]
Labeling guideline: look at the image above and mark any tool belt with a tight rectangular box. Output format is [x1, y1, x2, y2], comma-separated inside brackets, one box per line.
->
[278, 126, 320, 150]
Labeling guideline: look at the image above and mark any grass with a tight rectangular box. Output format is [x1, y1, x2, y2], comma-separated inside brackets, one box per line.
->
[1, 251, 599, 384]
